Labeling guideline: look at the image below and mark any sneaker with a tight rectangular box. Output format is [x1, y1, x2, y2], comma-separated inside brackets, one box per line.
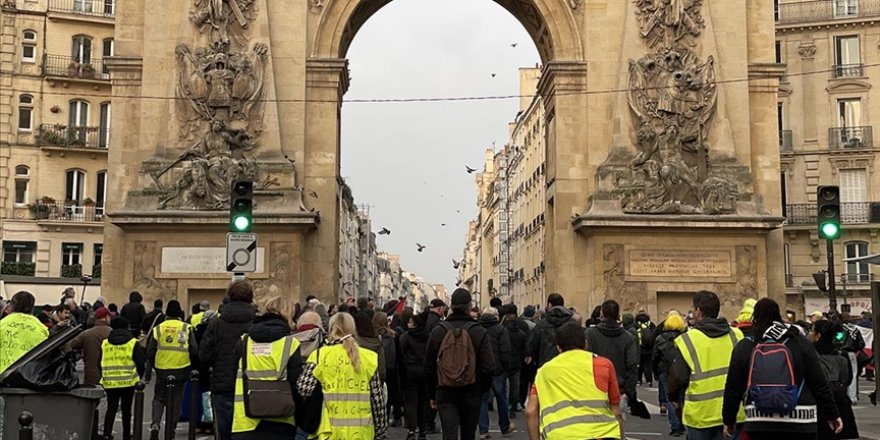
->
[406, 430, 417, 440]
[502, 428, 519, 437]
[659, 405, 667, 414]
[480, 433, 492, 439]
[670, 430, 683, 437]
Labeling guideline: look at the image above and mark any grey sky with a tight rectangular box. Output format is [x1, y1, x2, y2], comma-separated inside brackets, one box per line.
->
[340, 0, 541, 291]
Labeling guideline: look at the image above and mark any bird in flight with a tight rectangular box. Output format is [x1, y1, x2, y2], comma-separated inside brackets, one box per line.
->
[511, 43, 518, 48]
[416, 243, 426, 252]
[491, 73, 496, 78]
[465, 165, 477, 174]
[441, 223, 447, 227]
[452, 259, 461, 269]
[378, 227, 391, 235]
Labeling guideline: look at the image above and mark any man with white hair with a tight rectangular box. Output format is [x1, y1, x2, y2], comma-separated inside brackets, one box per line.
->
[477, 306, 516, 437]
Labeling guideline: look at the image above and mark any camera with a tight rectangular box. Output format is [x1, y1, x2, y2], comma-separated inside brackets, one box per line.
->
[80, 275, 93, 284]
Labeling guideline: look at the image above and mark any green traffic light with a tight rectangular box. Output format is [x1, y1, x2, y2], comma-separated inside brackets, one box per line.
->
[233, 216, 251, 232]
[821, 222, 840, 239]
[835, 331, 846, 342]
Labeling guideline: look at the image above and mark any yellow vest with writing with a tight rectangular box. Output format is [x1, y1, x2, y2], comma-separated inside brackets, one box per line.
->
[232, 334, 301, 433]
[674, 327, 746, 429]
[101, 339, 139, 388]
[535, 350, 620, 440]
[190, 312, 205, 327]
[309, 343, 378, 440]
[0, 313, 49, 373]
[152, 319, 191, 370]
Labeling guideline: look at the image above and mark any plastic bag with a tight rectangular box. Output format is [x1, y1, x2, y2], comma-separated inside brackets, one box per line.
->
[2, 350, 79, 392]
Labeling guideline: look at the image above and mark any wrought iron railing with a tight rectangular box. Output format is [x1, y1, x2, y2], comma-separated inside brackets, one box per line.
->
[779, 130, 793, 152]
[48, 0, 115, 17]
[43, 54, 110, 81]
[841, 273, 874, 283]
[833, 63, 864, 77]
[829, 126, 872, 149]
[28, 201, 103, 222]
[786, 202, 877, 224]
[38, 124, 109, 149]
[776, 0, 880, 23]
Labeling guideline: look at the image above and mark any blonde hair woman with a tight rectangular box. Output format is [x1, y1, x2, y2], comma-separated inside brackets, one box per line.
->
[653, 312, 688, 436]
[296, 312, 388, 440]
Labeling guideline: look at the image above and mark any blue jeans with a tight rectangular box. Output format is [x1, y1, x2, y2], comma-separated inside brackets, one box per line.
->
[479, 374, 511, 434]
[686, 426, 741, 440]
[212, 393, 234, 440]
[659, 372, 682, 432]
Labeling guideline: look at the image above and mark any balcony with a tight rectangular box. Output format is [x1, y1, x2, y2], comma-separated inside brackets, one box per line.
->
[829, 126, 872, 149]
[833, 63, 864, 78]
[785, 201, 880, 224]
[776, 0, 880, 24]
[38, 124, 109, 150]
[779, 130, 793, 152]
[28, 201, 104, 222]
[841, 273, 874, 283]
[43, 55, 110, 81]
[48, 0, 115, 17]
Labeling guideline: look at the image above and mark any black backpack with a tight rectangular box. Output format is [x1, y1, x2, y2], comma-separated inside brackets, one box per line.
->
[747, 337, 802, 414]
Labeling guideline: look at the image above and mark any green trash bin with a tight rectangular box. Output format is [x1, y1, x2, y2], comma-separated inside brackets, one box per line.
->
[0, 386, 104, 440]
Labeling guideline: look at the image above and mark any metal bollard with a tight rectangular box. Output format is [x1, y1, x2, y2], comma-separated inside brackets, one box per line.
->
[133, 381, 146, 440]
[165, 376, 176, 440]
[188, 370, 199, 440]
[18, 411, 33, 440]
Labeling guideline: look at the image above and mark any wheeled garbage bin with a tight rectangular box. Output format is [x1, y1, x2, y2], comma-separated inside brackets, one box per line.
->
[0, 386, 104, 440]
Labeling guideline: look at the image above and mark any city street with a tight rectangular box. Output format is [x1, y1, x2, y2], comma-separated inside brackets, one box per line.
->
[110, 381, 880, 440]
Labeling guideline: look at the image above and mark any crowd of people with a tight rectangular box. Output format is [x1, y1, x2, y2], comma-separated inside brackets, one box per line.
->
[0, 285, 876, 440]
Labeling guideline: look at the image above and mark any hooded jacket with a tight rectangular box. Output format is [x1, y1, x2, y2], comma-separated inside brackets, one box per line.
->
[358, 335, 387, 382]
[399, 324, 429, 379]
[503, 316, 529, 371]
[667, 317, 733, 403]
[722, 322, 838, 434]
[479, 314, 512, 375]
[69, 319, 112, 385]
[198, 301, 255, 394]
[651, 329, 682, 377]
[586, 318, 639, 400]
[105, 327, 147, 378]
[425, 311, 495, 398]
[527, 306, 576, 368]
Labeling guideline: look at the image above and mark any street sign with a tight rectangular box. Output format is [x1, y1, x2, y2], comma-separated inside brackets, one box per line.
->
[226, 232, 257, 273]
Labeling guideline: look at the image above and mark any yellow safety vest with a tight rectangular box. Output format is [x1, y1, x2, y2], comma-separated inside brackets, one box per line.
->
[232, 334, 301, 433]
[308, 343, 378, 440]
[0, 313, 49, 373]
[674, 327, 746, 429]
[101, 339, 139, 389]
[534, 349, 620, 440]
[152, 319, 191, 370]
[190, 312, 205, 327]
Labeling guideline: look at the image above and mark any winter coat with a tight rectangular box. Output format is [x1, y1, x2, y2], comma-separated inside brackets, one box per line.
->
[426, 311, 443, 333]
[425, 312, 495, 398]
[377, 327, 397, 372]
[651, 329, 682, 377]
[69, 319, 112, 385]
[399, 325, 429, 380]
[358, 335, 387, 382]
[817, 352, 858, 440]
[141, 308, 165, 334]
[527, 306, 576, 368]
[479, 314, 512, 375]
[504, 317, 530, 371]
[120, 302, 146, 336]
[104, 327, 147, 378]
[722, 322, 839, 434]
[586, 318, 639, 400]
[198, 301, 255, 395]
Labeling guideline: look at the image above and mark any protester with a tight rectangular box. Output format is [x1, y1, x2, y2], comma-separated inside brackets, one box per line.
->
[652, 312, 686, 437]
[839, 313, 866, 403]
[199, 280, 256, 440]
[297, 312, 388, 440]
[668, 290, 744, 440]
[636, 311, 655, 387]
[812, 319, 859, 440]
[502, 304, 530, 416]
[400, 311, 431, 440]
[0, 291, 48, 373]
[70, 306, 113, 386]
[355, 310, 386, 381]
[293, 311, 325, 359]
[428, 299, 447, 332]
[230, 296, 302, 440]
[425, 288, 495, 440]
[733, 298, 756, 339]
[146, 300, 198, 440]
[478, 306, 515, 438]
[527, 293, 575, 368]
[100, 316, 146, 440]
[192, 308, 217, 435]
[190, 301, 210, 326]
[142, 299, 165, 335]
[37, 304, 54, 328]
[586, 300, 639, 412]
[374, 311, 403, 427]
[722, 298, 841, 440]
[50, 302, 73, 335]
[521, 305, 537, 331]
[525, 322, 625, 440]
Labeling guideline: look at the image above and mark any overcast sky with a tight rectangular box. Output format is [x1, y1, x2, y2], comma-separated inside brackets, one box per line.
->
[340, 0, 541, 292]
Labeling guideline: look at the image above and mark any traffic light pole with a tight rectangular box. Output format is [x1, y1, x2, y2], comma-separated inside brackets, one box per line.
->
[826, 238, 838, 313]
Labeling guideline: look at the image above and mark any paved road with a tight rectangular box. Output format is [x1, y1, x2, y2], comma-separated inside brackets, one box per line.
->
[107, 381, 878, 440]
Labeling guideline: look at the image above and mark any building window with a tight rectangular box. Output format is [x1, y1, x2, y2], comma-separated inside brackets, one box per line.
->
[71, 35, 92, 64]
[839, 169, 867, 203]
[103, 0, 114, 15]
[834, 0, 859, 17]
[61, 243, 83, 277]
[774, 0, 779, 21]
[844, 241, 870, 282]
[18, 95, 33, 131]
[93, 244, 103, 277]
[69, 100, 89, 144]
[99, 102, 110, 148]
[14, 166, 29, 206]
[774, 41, 782, 64]
[73, 0, 93, 13]
[96, 170, 107, 215]
[2, 241, 37, 276]
[837, 98, 862, 128]
[65, 169, 85, 203]
[21, 30, 37, 63]
[834, 36, 861, 77]
[783, 243, 792, 286]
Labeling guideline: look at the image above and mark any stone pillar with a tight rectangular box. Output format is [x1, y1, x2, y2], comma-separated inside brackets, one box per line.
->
[303, 58, 348, 304]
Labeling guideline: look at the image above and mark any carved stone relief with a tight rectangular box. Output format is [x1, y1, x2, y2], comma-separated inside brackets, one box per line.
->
[568, 0, 583, 10]
[132, 241, 178, 303]
[310, 0, 325, 14]
[798, 45, 816, 59]
[252, 242, 293, 305]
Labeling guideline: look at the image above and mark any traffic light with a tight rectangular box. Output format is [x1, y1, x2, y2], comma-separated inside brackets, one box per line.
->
[812, 271, 828, 292]
[817, 185, 841, 240]
[230, 180, 253, 232]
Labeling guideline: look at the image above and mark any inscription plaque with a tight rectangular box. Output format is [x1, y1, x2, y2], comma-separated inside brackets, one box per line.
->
[629, 249, 732, 277]
[162, 247, 265, 274]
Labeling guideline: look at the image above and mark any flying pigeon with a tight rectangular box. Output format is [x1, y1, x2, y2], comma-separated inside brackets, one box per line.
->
[453, 259, 461, 269]
[491, 73, 496, 78]
[378, 227, 391, 235]
[511, 43, 518, 48]
[466, 166, 477, 174]
[416, 243, 426, 252]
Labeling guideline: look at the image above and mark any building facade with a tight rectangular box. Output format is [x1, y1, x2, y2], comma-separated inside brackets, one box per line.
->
[1, 0, 114, 303]
[777, 0, 880, 316]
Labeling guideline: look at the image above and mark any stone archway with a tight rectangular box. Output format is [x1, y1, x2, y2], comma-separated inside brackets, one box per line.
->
[300, 0, 589, 303]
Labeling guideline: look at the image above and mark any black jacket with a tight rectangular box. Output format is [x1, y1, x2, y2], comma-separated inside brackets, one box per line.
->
[668, 317, 734, 403]
[198, 301, 255, 394]
[425, 312, 495, 398]
[479, 314, 512, 375]
[722, 322, 838, 433]
[586, 318, 638, 400]
[400, 325, 429, 380]
[141, 308, 164, 334]
[426, 311, 443, 334]
[527, 306, 575, 368]
[651, 329, 682, 377]
[105, 328, 147, 378]
[504, 316, 529, 371]
[120, 302, 146, 336]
